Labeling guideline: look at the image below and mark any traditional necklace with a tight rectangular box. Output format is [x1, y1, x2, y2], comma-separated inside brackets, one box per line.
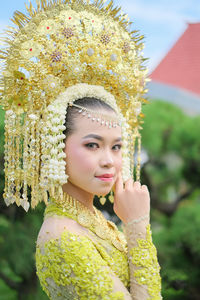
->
[45, 193, 127, 253]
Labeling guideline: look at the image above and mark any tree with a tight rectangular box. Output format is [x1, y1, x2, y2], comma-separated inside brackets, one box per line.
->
[141, 100, 200, 299]
[142, 100, 200, 216]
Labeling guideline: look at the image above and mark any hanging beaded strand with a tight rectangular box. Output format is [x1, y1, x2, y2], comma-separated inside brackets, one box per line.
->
[28, 113, 38, 208]
[9, 112, 17, 205]
[3, 113, 9, 205]
[136, 133, 141, 181]
[32, 115, 41, 208]
[39, 113, 50, 205]
[15, 114, 23, 206]
[130, 131, 136, 180]
[3, 110, 16, 206]
[22, 113, 29, 211]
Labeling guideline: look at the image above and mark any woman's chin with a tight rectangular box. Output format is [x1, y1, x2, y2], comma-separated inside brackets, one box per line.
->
[95, 188, 113, 197]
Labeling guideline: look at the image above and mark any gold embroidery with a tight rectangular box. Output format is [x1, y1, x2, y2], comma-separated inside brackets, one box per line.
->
[45, 193, 127, 253]
[36, 231, 126, 300]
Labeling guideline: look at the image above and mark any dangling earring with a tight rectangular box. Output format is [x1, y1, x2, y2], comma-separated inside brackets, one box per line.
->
[108, 189, 114, 203]
[99, 195, 107, 205]
[99, 189, 114, 205]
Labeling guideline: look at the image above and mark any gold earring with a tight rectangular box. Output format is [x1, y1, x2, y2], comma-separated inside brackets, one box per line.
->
[108, 189, 114, 203]
[99, 195, 107, 205]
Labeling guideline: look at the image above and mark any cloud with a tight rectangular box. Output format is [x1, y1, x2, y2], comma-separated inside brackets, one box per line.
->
[116, 0, 200, 71]
[119, 0, 200, 26]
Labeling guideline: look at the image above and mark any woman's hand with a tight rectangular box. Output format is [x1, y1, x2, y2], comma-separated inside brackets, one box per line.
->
[113, 172, 150, 224]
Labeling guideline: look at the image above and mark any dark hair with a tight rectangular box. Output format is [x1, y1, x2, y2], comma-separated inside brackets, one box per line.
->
[63, 97, 116, 139]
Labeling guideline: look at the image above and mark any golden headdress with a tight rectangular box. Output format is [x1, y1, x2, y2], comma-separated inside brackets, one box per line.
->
[0, 0, 148, 211]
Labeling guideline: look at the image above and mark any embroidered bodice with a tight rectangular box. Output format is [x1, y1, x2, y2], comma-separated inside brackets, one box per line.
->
[35, 195, 162, 299]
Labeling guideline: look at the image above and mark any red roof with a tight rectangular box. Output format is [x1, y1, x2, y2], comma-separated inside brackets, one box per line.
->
[150, 23, 200, 95]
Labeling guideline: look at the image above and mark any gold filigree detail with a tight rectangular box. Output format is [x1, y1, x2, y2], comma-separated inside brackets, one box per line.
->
[46, 193, 127, 253]
[1, 0, 147, 209]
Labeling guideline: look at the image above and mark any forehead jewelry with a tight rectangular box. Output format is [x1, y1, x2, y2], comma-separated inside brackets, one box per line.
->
[70, 103, 121, 128]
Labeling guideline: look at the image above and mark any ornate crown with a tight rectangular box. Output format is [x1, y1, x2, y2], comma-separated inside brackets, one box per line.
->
[0, 0, 149, 211]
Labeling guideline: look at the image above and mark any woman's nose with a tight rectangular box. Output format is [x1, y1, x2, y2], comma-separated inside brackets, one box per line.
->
[100, 150, 114, 168]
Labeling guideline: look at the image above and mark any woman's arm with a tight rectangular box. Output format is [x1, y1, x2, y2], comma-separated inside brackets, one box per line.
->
[114, 173, 162, 299]
[123, 217, 162, 299]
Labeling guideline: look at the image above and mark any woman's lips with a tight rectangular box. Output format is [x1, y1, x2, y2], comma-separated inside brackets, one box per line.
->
[95, 175, 114, 182]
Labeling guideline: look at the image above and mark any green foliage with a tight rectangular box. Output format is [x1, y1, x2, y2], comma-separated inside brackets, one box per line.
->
[0, 203, 48, 299]
[142, 100, 186, 156]
[153, 201, 200, 299]
[0, 279, 18, 300]
[142, 100, 200, 299]
[142, 100, 200, 185]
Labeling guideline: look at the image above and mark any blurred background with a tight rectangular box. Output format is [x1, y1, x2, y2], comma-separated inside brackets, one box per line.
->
[0, 0, 200, 299]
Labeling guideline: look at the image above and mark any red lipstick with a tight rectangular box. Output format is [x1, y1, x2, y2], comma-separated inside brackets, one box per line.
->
[96, 174, 114, 178]
[95, 174, 114, 182]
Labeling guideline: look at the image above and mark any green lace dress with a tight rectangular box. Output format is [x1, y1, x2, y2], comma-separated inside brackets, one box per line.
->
[35, 197, 162, 300]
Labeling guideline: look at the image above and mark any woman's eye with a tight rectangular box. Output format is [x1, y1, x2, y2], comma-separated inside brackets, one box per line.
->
[112, 144, 122, 151]
[85, 143, 99, 149]
[85, 143, 121, 150]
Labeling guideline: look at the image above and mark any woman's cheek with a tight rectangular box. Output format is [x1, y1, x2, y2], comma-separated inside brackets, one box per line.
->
[73, 148, 96, 172]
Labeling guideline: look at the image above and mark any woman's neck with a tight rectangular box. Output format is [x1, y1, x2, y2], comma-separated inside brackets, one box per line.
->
[62, 180, 95, 213]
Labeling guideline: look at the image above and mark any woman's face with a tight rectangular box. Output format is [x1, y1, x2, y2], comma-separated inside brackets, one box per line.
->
[64, 110, 123, 196]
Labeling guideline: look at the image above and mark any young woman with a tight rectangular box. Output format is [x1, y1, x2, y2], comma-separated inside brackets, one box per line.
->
[36, 97, 162, 299]
[1, 0, 162, 299]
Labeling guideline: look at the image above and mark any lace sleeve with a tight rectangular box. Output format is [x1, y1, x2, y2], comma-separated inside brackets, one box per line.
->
[123, 218, 162, 300]
[36, 228, 132, 300]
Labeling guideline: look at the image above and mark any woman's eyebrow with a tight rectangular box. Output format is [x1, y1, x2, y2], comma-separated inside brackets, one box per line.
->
[82, 134, 122, 142]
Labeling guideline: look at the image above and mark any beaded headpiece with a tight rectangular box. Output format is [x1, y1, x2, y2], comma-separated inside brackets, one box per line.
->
[0, 0, 148, 211]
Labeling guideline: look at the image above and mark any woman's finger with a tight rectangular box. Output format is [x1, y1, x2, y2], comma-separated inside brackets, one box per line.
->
[141, 184, 148, 191]
[133, 181, 141, 189]
[124, 177, 133, 190]
[115, 172, 123, 194]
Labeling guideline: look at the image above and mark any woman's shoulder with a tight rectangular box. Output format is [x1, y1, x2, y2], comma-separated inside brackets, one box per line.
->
[37, 215, 89, 246]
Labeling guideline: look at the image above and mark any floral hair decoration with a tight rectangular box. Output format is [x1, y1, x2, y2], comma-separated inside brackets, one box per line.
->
[0, 0, 149, 211]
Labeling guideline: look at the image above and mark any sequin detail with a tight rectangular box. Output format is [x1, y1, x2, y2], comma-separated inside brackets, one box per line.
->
[62, 27, 75, 39]
[36, 198, 162, 299]
[129, 224, 162, 299]
[36, 231, 125, 300]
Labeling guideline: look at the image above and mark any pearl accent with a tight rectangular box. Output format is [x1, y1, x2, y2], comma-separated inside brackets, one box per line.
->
[87, 48, 94, 56]
[135, 107, 141, 116]
[110, 54, 117, 61]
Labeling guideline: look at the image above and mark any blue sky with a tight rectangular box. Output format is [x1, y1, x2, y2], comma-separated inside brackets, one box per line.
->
[0, 0, 200, 72]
